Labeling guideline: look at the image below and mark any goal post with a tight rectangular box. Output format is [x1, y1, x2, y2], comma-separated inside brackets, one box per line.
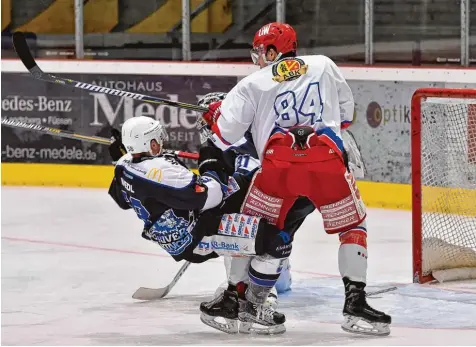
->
[411, 88, 476, 284]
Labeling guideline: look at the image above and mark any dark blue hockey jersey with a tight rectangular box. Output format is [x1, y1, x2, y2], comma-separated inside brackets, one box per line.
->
[109, 153, 225, 262]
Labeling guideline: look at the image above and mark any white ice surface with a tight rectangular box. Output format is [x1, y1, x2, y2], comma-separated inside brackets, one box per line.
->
[2, 186, 476, 345]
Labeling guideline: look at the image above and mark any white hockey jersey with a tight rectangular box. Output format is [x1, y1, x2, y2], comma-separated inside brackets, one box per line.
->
[213, 55, 354, 160]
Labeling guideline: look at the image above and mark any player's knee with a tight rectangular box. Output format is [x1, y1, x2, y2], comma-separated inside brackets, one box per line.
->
[338, 221, 368, 283]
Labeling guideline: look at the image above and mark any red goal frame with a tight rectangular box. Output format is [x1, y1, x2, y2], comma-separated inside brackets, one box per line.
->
[411, 88, 476, 284]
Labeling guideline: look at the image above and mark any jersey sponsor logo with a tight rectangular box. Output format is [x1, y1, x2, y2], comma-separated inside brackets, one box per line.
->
[198, 241, 210, 251]
[225, 214, 233, 234]
[211, 241, 240, 252]
[146, 168, 163, 182]
[237, 215, 247, 236]
[272, 57, 308, 83]
[275, 243, 292, 257]
[250, 217, 259, 238]
[224, 176, 240, 199]
[149, 209, 193, 255]
[218, 213, 258, 239]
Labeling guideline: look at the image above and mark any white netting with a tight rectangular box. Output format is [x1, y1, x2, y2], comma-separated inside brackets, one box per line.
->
[420, 97, 476, 280]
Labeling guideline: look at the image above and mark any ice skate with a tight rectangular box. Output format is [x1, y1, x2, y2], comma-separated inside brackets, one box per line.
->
[341, 277, 391, 336]
[238, 294, 286, 335]
[200, 289, 239, 334]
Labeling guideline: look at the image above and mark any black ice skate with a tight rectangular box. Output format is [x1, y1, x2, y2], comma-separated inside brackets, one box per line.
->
[200, 289, 239, 334]
[238, 298, 286, 335]
[341, 277, 392, 336]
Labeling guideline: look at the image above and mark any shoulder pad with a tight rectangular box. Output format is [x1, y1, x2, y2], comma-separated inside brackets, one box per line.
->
[115, 153, 132, 166]
[134, 156, 195, 189]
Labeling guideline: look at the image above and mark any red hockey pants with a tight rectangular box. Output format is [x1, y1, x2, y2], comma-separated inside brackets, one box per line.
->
[242, 134, 366, 233]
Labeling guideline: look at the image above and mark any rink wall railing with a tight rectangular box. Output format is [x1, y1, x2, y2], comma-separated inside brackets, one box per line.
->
[2, 59, 476, 210]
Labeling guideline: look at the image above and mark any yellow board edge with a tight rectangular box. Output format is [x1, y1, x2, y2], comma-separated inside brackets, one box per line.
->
[1, 163, 413, 210]
[1, 163, 114, 188]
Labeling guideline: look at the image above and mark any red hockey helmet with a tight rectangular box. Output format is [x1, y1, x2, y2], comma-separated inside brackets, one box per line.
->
[251, 22, 297, 65]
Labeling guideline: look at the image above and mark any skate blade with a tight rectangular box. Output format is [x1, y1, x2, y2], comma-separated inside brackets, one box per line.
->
[200, 313, 239, 334]
[238, 312, 286, 335]
[341, 315, 390, 336]
[239, 321, 286, 335]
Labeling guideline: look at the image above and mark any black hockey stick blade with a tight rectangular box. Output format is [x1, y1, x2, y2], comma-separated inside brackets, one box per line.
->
[12, 32, 37, 70]
[11, 32, 207, 113]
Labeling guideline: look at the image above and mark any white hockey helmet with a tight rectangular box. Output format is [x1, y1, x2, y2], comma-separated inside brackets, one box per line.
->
[121, 116, 168, 155]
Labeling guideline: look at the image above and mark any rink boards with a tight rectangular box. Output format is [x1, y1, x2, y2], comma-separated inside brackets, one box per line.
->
[3, 60, 476, 211]
[1, 162, 413, 210]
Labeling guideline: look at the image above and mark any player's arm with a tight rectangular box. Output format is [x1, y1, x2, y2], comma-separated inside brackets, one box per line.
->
[324, 57, 354, 129]
[108, 157, 133, 210]
[203, 83, 256, 145]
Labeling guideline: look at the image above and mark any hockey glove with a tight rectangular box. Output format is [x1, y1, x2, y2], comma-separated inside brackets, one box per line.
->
[108, 128, 127, 162]
[202, 101, 222, 127]
[198, 146, 230, 186]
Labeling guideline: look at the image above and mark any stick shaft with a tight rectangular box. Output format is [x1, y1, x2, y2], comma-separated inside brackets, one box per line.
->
[366, 286, 397, 297]
[2, 118, 199, 160]
[12, 32, 207, 113]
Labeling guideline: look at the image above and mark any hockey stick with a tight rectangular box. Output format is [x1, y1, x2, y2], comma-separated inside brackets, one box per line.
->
[11, 32, 208, 113]
[366, 286, 397, 297]
[132, 261, 191, 300]
[129, 260, 396, 301]
[1, 118, 199, 160]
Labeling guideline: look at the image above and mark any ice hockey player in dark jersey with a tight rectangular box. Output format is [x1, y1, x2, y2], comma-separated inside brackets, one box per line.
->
[108, 116, 292, 332]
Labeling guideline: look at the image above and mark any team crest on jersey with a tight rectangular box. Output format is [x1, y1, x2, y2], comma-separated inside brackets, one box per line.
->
[272, 57, 308, 83]
[148, 209, 193, 256]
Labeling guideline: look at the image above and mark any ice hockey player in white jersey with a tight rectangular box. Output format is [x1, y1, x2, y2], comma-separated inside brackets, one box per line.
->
[197, 92, 311, 293]
[201, 22, 391, 336]
[108, 116, 295, 333]
[197, 92, 315, 334]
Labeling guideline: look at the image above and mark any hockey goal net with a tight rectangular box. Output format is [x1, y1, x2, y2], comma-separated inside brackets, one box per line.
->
[412, 88, 476, 284]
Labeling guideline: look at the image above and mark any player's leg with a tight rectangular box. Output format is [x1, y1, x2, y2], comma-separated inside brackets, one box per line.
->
[195, 210, 294, 334]
[200, 254, 283, 334]
[309, 157, 391, 336]
[200, 256, 250, 334]
[238, 255, 287, 334]
[275, 197, 316, 294]
[238, 166, 299, 332]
